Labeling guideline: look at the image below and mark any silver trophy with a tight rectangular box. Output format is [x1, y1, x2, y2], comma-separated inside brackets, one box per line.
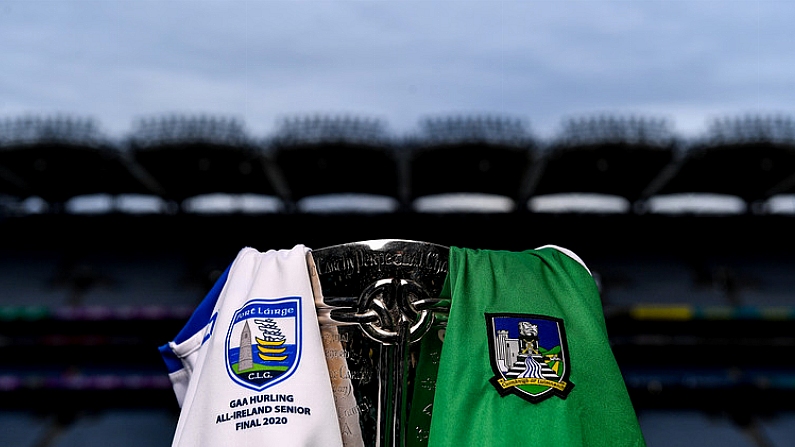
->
[308, 240, 450, 447]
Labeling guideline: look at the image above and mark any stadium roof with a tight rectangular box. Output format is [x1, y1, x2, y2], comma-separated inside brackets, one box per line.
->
[2, 112, 794, 216]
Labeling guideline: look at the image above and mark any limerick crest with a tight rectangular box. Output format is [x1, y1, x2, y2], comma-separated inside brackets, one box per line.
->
[225, 297, 301, 391]
[486, 313, 574, 403]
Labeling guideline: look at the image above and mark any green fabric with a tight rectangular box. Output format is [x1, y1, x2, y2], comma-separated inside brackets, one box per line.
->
[426, 246, 646, 447]
[406, 318, 446, 447]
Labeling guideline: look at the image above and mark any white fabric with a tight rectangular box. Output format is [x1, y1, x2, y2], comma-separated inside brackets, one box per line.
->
[163, 245, 344, 447]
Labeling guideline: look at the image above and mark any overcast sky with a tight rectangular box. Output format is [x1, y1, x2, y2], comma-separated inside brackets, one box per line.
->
[2, 0, 793, 142]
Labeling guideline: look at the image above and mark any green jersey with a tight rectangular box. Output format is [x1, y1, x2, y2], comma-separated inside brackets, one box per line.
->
[423, 245, 646, 447]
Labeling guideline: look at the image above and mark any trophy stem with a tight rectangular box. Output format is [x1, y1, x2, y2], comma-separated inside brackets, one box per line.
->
[378, 321, 410, 447]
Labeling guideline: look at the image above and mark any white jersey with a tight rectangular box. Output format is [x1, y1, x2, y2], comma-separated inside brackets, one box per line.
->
[159, 245, 344, 447]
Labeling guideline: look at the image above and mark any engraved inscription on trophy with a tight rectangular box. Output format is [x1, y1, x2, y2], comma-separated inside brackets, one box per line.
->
[321, 326, 370, 447]
[314, 249, 448, 277]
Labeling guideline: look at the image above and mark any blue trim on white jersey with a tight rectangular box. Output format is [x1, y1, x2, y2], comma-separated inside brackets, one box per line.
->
[174, 263, 231, 345]
[159, 343, 183, 373]
[158, 262, 232, 374]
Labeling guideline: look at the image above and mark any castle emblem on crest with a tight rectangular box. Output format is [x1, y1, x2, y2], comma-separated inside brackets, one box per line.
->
[225, 297, 301, 391]
[486, 313, 574, 403]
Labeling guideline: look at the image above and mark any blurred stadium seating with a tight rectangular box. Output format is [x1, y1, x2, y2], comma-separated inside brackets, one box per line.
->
[1, 112, 795, 446]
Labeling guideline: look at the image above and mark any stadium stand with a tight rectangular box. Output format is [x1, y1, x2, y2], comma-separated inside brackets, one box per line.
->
[127, 114, 287, 213]
[642, 114, 795, 214]
[48, 409, 176, 447]
[269, 114, 402, 213]
[1, 111, 795, 446]
[637, 410, 758, 447]
[405, 114, 537, 213]
[529, 115, 677, 213]
[0, 115, 160, 213]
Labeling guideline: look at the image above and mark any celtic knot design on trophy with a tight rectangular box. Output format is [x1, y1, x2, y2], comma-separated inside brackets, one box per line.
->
[327, 277, 443, 345]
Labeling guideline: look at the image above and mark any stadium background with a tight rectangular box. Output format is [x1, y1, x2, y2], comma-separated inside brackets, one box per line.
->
[1, 112, 795, 446]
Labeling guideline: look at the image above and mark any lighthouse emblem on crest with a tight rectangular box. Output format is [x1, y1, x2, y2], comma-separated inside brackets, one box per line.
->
[225, 297, 301, 391]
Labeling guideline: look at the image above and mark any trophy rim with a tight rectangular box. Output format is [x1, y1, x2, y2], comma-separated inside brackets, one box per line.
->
[313, 238, 450, 253]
